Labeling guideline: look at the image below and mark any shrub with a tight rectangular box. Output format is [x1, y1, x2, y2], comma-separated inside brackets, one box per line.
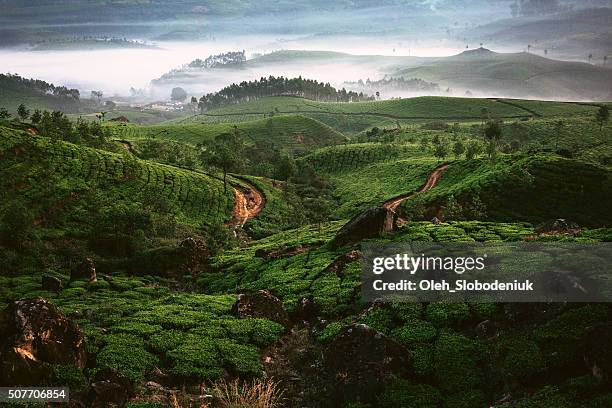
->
[425, 303, 470, 327]
[434, 331, 481, 393]
[96, 334, 159, 382]
[378, 379, 442, 408]
[391, 319, 437, 345]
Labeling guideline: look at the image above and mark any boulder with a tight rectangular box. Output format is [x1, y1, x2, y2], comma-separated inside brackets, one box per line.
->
[71, 258, 97, 282]
[536, 219, 580, 235]
[322, 323, 411, 405]
[232, 290, 290, 328]
[89, 368, 133, 408]
[332, 207, 393, 249]
[179, 237, 210, 275]
[42, 275, 63, 292]
[0, 297, 86, 386]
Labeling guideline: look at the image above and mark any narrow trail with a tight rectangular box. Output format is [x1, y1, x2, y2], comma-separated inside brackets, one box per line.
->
[228, 177, 265, 227]
[382, 163, 450, 223]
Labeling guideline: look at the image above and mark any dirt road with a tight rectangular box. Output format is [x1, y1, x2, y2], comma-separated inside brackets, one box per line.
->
[382, 163, 450, 222]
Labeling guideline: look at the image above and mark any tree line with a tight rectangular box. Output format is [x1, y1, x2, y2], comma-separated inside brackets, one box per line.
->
[0, 73, 80, 100]
[197, 76, 373, 112]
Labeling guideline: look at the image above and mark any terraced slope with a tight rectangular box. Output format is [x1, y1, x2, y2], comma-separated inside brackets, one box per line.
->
[175, 96, 604, 136]
[0, 126, 234, 227]
[406, 155, 612, 227]
[112, 114, 346, 153]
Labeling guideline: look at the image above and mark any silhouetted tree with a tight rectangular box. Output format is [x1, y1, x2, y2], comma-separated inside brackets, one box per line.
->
[484, 120, 503, 159]
[0, 108, 11, 120]
[17, 104, 30, 121]
[199, 130, 246, 193]
[30, 109, 42, 124]
[596, 106, 610, 131]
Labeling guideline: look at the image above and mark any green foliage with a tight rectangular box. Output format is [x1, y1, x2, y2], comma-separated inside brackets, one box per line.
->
[50, 364, 88, 392]
[391, 319, 437, 345]
[378, 379, 442, 408]
[434, 331, 482, 393]
[425, 303, 470, 327]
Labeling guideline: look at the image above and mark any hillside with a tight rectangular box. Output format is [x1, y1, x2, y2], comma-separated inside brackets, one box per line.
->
[0, 74, 82, 113]
[404, 155, 612, 227]
[114, 114, 347, 153]
[462, 8, 612, 61]
[393, 48, 612, 101]
[176, 95, 605, 135]
[0, 126, 234, 232]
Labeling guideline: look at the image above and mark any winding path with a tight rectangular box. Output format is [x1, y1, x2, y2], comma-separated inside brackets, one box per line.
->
[382, 163, 450, 223]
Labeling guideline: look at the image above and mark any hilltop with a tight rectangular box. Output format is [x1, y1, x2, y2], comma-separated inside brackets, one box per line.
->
[393, 48, 612, 100]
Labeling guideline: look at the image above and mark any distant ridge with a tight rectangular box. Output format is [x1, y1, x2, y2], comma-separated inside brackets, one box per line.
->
[454, 47, 497, 58]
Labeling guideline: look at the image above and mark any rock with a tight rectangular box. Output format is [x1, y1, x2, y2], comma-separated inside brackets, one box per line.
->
[179, 237, 210, 275]
[41, 275, 63, 292]
[536, 219, 580, 235]
[0, 297, 86, 386]
[232, 290, 290, 328]
[71, 258, 97, 282]
[322, 323, 411, 405]
[431, 216, 441, 224]
[332, 207, 393, 249]
[89, 367, 133, 408]
[323, 250, 361, 277]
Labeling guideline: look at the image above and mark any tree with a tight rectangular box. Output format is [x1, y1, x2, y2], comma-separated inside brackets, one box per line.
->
[30, 109, 42, 124]
[433, 142, 449, 161]
[484, 120, 503, 159]
[465, 140, 483, 160]
[596, 106, 609, 131]
[17, 104, 30, 121]
[0, 107, 11, 120]
[452, 140, 465, 159]
[171, 87, 188, 102]
[443, 195, 464, 220]
[199, 131, 246, 193]
[91, 90, 103, 103]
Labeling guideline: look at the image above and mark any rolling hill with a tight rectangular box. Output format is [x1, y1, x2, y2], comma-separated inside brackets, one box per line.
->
[393, 48, 612, 101]
[0, 126, 234, 229]
[113, 114, 347, 153]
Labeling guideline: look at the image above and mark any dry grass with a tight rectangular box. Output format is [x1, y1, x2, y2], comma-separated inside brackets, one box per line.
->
[212, 379, 284, 408]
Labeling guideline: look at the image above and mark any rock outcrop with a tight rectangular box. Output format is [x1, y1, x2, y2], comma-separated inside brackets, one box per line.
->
[536, 219, 580, 235]
[232, 290, 290, 328]
[71, 257, 97, 282]
[322, 323, 411, 405]
[42, 275, 63, 292]
[332, 207, 393, 249]
[0, 297, 86, 386]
